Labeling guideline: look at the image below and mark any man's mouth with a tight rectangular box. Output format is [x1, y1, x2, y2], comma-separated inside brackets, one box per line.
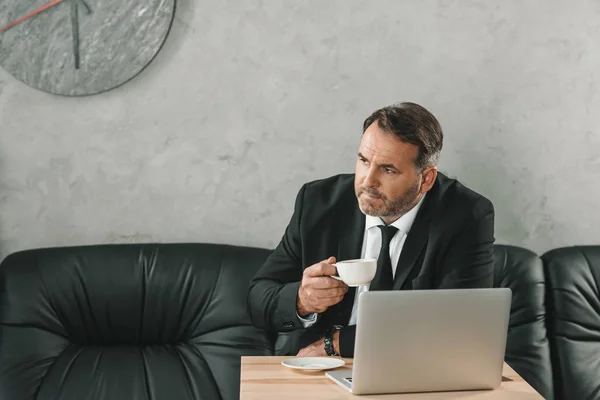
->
[362, 191, 382, 200]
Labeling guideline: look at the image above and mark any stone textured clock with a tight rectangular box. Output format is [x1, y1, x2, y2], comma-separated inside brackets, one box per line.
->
[0, 0, 175, 96]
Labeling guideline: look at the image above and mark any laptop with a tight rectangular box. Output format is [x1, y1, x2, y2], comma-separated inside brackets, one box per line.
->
[326, 288, 512, 395]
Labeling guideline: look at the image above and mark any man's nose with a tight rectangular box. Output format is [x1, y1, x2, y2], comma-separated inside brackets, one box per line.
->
[363, 167, 379, 188]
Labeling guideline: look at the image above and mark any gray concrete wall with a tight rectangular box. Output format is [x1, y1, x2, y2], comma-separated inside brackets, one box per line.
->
[1, 0, 599, 260]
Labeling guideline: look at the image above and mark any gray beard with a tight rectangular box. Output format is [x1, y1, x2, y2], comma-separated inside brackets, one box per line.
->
[357, 181, 420, 221]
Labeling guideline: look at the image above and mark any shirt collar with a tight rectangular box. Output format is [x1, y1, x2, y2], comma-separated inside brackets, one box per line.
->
[365, 193, 427, 235]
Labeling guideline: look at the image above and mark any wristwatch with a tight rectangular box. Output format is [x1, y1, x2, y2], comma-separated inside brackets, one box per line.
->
[324, 325, 342, 356]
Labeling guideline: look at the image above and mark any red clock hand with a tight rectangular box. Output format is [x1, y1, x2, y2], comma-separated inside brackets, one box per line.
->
[0, 0, 64, 33]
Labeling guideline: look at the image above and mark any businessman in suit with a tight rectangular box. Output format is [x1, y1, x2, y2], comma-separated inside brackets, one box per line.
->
[247, 102, 495, 358]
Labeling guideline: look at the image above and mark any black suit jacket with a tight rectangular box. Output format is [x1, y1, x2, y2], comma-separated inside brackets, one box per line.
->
[247, 172, 495, 357]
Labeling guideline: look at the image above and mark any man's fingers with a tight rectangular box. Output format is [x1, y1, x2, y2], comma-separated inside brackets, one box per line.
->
[299, 257, 346, 315]
[310, 295, 344, 313]
[313, 287, 348, 299]
[302, 286, 347, 300]
[304, 260, 338, 278]
[311, 276, 348, 289]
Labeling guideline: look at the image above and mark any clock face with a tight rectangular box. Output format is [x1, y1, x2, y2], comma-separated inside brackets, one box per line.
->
[0, 0, 176, 96]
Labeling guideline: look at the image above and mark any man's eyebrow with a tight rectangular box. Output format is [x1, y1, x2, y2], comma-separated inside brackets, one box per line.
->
[357, 152, 399, 170]
[377, 163, 399, 170]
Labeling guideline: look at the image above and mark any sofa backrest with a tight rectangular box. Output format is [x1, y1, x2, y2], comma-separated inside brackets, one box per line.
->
[0, 243, 273, 400]
[4, 241, 597, 400]
[493, 245, 554, 399]
[543, 246, 600, 400]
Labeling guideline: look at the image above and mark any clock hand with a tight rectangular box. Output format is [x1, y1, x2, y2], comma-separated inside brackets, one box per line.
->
[69, 0, 92, 69]
[0, 0, 64, 33]
[70, 0, 80, 69]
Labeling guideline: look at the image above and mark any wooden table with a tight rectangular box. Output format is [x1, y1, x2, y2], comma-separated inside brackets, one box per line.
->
[240, 356, 543, 399]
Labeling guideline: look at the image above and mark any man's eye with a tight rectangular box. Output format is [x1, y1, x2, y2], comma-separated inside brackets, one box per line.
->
[384, 168, 395, 174]
[360, 158, 369, 165]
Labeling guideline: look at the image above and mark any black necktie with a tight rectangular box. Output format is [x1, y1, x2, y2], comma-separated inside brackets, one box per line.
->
[370, 225, 398, 291]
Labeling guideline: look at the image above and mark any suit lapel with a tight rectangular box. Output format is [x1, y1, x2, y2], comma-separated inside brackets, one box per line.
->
[392, 212, 430, 289]
[392, 187, 435, 290]
[332, 194, 365, 321]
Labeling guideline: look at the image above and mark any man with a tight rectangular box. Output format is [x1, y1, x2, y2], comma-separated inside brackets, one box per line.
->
[247, 102, 495, 358]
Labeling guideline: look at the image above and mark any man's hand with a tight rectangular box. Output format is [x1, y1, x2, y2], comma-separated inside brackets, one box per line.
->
[297, 330, 341, 357]
[297, 257, 348, 317]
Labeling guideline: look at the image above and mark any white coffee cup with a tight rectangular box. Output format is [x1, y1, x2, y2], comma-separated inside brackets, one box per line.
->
[331, 258, 377, 286]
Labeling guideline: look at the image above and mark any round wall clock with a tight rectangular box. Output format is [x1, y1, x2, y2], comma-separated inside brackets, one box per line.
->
[0, 0, 176, 96]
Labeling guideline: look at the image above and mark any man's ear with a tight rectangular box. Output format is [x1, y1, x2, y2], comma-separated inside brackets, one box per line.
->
[420, 167, 437, 194]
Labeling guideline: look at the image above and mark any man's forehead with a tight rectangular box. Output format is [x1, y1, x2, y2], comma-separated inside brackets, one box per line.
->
[359, 141, 401, 160]
[358, 129, 420, 167]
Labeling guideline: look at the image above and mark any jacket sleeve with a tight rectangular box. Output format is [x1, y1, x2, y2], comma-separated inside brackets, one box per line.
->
[247, 184, 308, 332]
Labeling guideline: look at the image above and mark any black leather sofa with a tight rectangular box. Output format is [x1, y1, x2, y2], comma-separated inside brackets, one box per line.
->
[0, 244, 274, 400]
[0, 243, 597, 399]
[543, 246, 600, 400]
[493, 245, 553, 399]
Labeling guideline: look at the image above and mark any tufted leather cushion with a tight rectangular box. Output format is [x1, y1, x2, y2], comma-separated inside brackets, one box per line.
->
[0, 243, 274, 400]
[543, 246, 600, 400]
[493, 245, 553, 399]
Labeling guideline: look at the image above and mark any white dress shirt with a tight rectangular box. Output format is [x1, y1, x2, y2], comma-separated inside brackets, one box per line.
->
[298, 193, 426, 328]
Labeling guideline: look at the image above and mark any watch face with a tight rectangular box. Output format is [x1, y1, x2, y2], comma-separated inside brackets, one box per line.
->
[0, 0, 176, 96]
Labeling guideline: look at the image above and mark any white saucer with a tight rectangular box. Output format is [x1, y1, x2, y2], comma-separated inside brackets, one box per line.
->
[281, 357, 345, 371]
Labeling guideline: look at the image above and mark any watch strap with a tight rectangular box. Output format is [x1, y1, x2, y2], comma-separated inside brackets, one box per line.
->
[324, 325, 341, 356]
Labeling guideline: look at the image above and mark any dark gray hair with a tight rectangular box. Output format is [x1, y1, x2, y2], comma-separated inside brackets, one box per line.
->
[363, 102, 443, 170]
